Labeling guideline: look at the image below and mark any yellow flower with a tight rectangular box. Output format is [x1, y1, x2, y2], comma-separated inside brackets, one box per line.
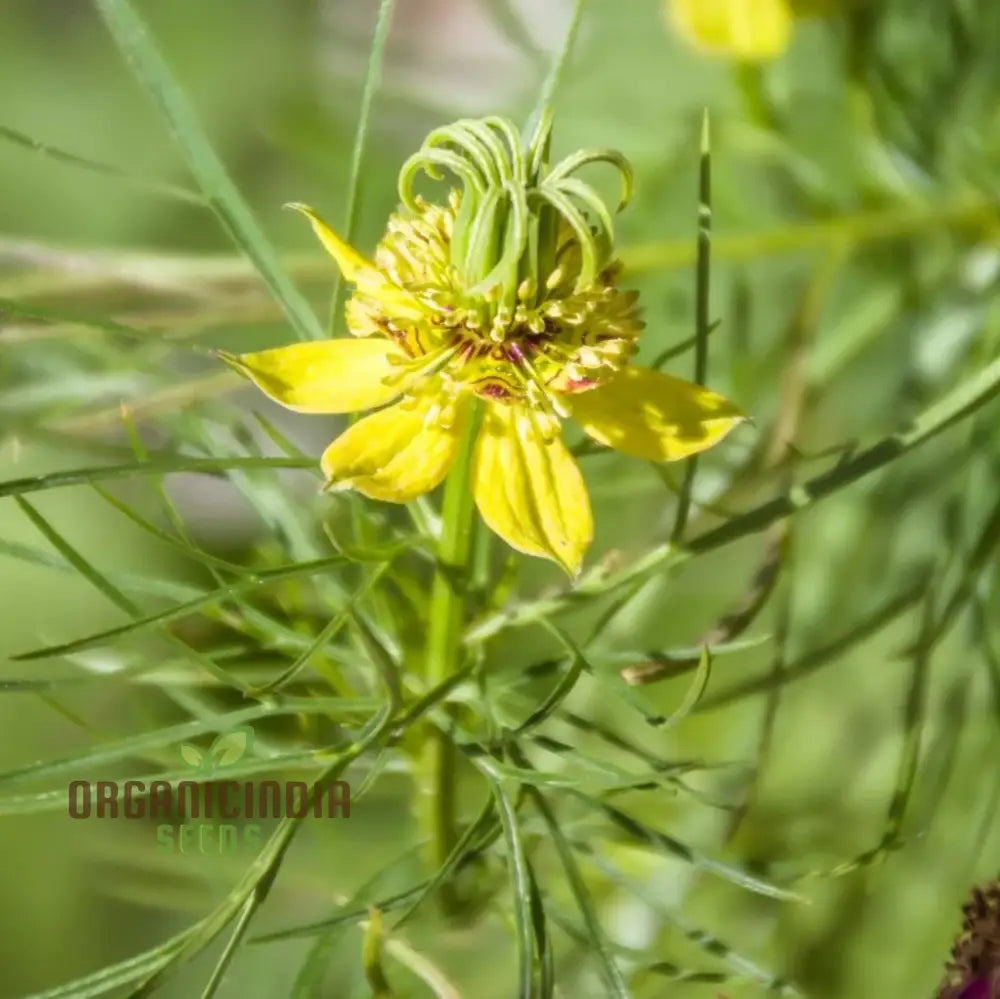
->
[224, 114, 743, 574]
[669, 0, 833, 60]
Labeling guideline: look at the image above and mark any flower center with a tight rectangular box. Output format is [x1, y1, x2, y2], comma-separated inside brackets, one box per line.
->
[347, 112, 644, 417]
[357, 201, 642, 415]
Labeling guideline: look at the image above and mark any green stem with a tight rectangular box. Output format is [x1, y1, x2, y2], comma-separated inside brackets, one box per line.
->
[419, 402, 481, 903]
[671, 111, 712, 544]
[527, 0, 586, 133]
[327, 0, 396, 338]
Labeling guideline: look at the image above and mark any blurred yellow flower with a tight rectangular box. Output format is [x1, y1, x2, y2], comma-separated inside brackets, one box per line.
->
[669, 0, 795, 60]
[225, 115, 743, 574]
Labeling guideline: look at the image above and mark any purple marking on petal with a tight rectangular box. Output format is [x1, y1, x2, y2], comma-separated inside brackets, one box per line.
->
[958, 978, 991, 999]
[507, 343, 525, 363]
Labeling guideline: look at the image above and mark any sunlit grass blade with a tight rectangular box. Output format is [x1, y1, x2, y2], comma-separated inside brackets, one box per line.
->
[11, 495, 262, 692]
[253, 882, 429, 945]
[199, 895, 259, 999]
[0, 295, 200, 350]
[510, 652, 583, 736]
[186, 420, 328, 572]
[650, 319, 723, 371]
[92, 485, 252, 575]
[698, 580, 927, 712]
[476, 759, 537, 999]
[0, 535, 198, 603]
[651, 646, 711, 727]
[0, 696, 368, 789]
[390, 657, 480, 732]
[633, 961, 736, 989]
[0, 455, 315, 499]
[567, 634, 765, 674]
[589, 648, 711, 729]
[622, 523, 785, 685]
[687, 351, 1000, 555]
[671, 111, 712, 543]
[513, 752, 630, 999]
[393, 797, 497, 929]
[0, 530, 336, 672]
[913, 490, 1000, 654]
[327, 0, 396, 336]
[15, 495, 140, 616]
[819, 590, 936, 880]
[589, 852, 799, 994]
[371, 928, 462, 999]
[554, 709, 726, 776]
[92, 0, 323, 341]
[727, 580, 793, 840]
[461, 755, 587, 790]
[582, 797, 802, 901]
[55, 371, 242, 437]
[17, 927, 198, 999]
[0, 123, 205, 205]
[11, 552, 360, 662]
[117, 405, 232, 593]
[288, 852, 420, 998]
[252, 562, 391, 695]
[527, 0, 586, 131]
[526, 857, 555, 999]
[914, 676, 968, 834]
[519, 733, 734, 801]
[249, 410, 305, 459]
[621, 196, 995, 273]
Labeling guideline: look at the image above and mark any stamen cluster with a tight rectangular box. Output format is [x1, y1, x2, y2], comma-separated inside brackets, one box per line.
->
[344, 113, 644, 432]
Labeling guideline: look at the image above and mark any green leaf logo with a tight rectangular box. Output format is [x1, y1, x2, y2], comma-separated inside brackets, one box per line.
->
[178, 727, 253, 774]
[209, 728, 252, 768]
[179, 743, 206, 770]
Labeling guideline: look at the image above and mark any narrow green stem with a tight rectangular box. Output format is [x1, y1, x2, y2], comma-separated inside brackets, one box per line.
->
[419, 402, 481, 902]
[672, 112, 712, 543]
[525, 0, 586, 136]
[327, 0, 396, 338]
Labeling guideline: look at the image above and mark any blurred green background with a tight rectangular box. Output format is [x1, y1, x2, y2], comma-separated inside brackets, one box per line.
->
[2, 1, 1000, 997]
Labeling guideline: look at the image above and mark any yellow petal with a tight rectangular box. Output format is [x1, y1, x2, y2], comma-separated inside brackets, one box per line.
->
[285, 202, 373, 281]
[669, 0, 793, 60]
[471, 405, 592, 576]
[570, 366, 745, 462]
[321, 390, 468, 503]
[286, 202, 428, 325]
[223, 338, 405, 414]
